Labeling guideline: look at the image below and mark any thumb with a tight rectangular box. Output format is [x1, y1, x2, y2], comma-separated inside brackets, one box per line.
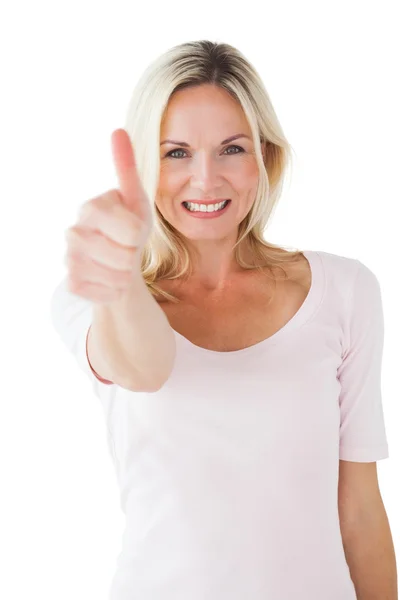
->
[111, 128, 147, 213]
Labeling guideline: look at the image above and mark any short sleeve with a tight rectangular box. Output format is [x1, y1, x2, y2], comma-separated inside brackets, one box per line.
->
[337, 260, 389, 462]
[50, 278, 116, 388]
[86, 325, 114, 384]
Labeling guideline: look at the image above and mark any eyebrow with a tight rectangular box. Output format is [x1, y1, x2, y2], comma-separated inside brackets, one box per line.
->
[160, 133, 252, 147]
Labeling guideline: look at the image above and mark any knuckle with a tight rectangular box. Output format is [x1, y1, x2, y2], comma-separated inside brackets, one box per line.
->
[78, 193, 114, 222]
[77, 201, 92, 219]
[66, 225, 85, 242]
[67, 259, 82, 277]
[64, 227, 77, 243]
[78, 200, 98, 223]
[66, 251, 82, 267]
[65, 232, 84, 258]
[94, 189, 120, 212]
[66, 276, 82, 294]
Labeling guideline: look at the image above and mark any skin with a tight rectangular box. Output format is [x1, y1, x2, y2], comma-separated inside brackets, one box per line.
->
[156, 83, 264, 298]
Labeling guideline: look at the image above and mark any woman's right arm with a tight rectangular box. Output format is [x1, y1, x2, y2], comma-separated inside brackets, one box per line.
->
[62, 128, 176, 392]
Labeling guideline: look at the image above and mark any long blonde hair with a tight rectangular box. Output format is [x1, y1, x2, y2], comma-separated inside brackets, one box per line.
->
[123, 39, 304, 303]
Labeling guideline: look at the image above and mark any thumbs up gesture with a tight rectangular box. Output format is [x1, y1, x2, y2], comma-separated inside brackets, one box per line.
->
[64, 129, 154, 304]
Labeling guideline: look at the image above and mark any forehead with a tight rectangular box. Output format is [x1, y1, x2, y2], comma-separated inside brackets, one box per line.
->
[161, 85, 250, 134]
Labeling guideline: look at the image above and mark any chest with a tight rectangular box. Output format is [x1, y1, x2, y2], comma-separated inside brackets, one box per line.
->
[157, 267, 311, 353]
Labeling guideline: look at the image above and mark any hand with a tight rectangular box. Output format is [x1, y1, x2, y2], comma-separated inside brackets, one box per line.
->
[64, 128, 154, 304]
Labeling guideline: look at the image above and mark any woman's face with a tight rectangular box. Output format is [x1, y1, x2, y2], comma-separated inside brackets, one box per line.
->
[156, 84, 261, 242]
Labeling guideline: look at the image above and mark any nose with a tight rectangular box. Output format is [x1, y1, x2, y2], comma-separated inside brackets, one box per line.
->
[189, 152, 224, 191]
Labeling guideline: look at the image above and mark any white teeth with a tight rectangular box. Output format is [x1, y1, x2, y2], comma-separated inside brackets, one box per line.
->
[183, 200, 229, 212]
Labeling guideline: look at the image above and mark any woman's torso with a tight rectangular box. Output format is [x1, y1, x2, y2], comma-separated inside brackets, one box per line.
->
[103, 250, 360, 598]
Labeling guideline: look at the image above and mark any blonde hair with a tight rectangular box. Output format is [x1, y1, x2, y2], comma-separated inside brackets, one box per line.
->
[123, 39, 304, 303]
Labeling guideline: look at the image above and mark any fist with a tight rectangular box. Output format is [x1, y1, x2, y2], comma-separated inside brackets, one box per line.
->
[65, 128, 154, 304]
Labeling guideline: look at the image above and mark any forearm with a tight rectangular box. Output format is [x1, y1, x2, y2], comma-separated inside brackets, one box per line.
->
[341, 506, 398, 599]
[91, 277, 176, 391]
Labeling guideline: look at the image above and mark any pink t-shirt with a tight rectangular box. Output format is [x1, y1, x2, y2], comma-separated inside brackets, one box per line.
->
[50, 249, 389, 600]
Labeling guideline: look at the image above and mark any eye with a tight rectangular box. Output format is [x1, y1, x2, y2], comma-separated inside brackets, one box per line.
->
[224, 145, 244, 155]
[165, 145, 245, 159]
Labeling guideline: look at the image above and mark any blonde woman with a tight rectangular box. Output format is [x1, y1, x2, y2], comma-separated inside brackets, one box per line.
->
[50, 40, 395, 600]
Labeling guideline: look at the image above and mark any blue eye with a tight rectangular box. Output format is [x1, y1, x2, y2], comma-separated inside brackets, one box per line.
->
[165, 145, 245, 159]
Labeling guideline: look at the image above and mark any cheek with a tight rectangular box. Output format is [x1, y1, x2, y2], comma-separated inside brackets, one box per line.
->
[157, 167, 183, 192]
[233, 162, 259, 190]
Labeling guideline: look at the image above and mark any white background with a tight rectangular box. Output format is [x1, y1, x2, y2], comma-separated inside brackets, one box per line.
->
[1, 0, 398, 598]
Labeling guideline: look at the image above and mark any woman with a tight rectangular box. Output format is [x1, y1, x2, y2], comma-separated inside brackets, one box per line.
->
[50, 40, 391, 599]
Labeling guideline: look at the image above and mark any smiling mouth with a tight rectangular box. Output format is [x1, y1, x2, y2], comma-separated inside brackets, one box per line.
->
[182, 199, 231, 211]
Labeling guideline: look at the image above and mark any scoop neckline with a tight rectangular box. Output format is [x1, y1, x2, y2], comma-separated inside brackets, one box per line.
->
[171, 250, 325, 358]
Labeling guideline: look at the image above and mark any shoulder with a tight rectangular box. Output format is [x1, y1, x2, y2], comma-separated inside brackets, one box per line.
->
[312, 249, 359, 272]
[308, 250, 383, 316]
[314, 249, 378, 285]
